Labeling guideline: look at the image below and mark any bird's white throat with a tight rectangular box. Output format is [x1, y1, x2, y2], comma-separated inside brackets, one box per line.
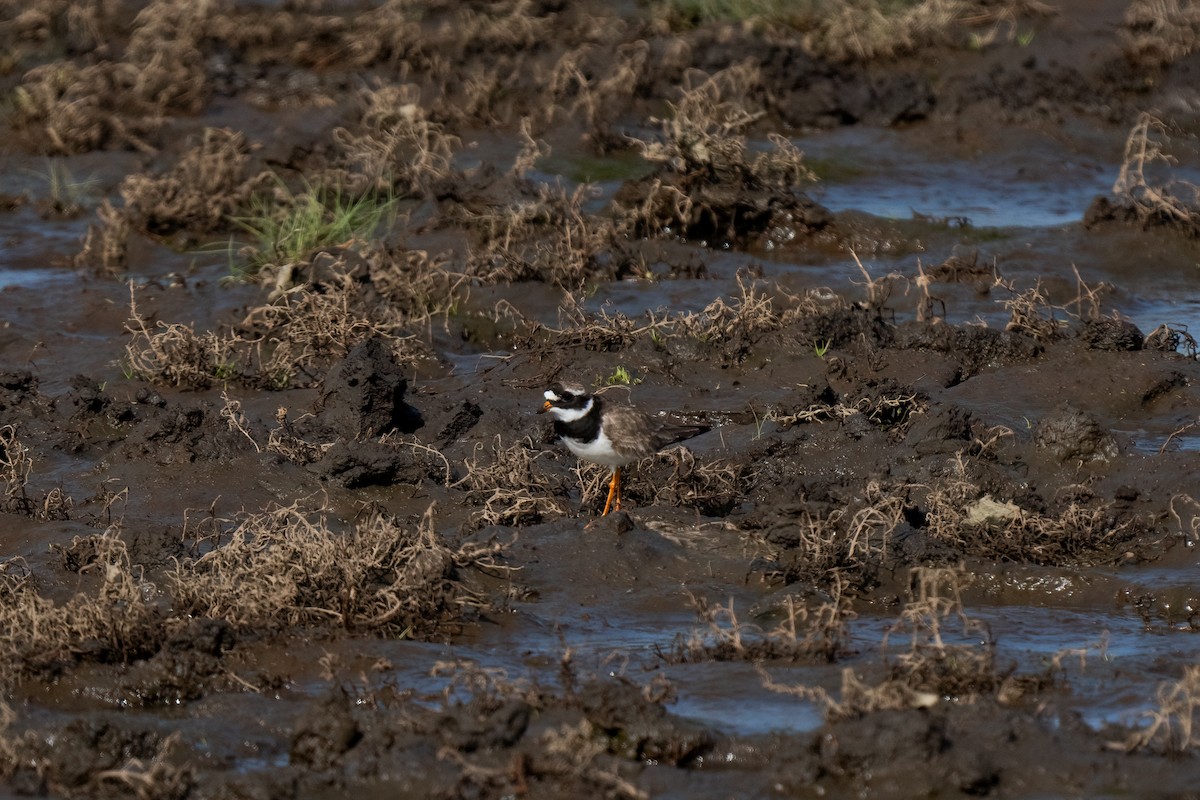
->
[547, 397, 593, 423]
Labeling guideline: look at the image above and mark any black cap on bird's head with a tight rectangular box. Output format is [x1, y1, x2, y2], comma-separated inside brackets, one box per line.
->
[540, 382, 590, 414]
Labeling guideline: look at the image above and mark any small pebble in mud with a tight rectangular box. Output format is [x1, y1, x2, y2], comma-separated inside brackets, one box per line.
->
[1114, 485, 1140, 502]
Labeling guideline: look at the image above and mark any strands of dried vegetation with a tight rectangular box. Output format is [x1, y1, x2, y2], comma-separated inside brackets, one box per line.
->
[769, 390, 926, 431]
[998, 276, 1064, 340]
[922, 455, 1135, 565]
[656, 0, 1054, 62]
[123, 287, 249, 390]
[239, 275, 403, 387]
[93, 732, 193, 800]
[1121, 0, 1200, 67]
[665, 585, 854, 664]
[764, 483, 908, 586]
[643, 447, 746, 517]
[1122, 665, 1200, 753]
[542, 296, 676, 353]
[655, 0, 1053, 60]
[634, 61, 767, 176]
[563, 441, 740, 517]
[118, 127, 271, 237]
[882, 566, 1002, 699]
[13, 0, 213, 154]
[464, 182, 613, 289]
[619, 62, 818, 244]
[0, 425, 33, 515]
[455, 436, 571, 527]
[330, 84, 461, 198]
[0, 425, 72, 519]
[1111, 112, 1200, 234]
[124, 263, 426, 390]
[547, 41, 648, 146]
[761, 565, 1041, 720]
[74, 199, 131, 275]
[675, 275, 800, 364]
[170, 502, 505, 636]
[523, 276, 831, 365]
[0, 532, 161, 689]
[2, 723, 192, 800]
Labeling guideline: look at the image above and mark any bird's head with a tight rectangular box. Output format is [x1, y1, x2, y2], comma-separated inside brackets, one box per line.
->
[540, 382, 592, 421]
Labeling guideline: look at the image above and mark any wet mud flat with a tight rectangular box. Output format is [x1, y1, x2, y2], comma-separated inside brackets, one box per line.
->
[2, 0, 1200, 797]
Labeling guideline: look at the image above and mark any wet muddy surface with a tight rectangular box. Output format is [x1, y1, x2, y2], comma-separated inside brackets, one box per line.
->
[2, 0, 1200, 797]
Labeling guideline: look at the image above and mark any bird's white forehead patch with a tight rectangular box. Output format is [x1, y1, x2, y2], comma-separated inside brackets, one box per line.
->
[544, 389, 560, 402]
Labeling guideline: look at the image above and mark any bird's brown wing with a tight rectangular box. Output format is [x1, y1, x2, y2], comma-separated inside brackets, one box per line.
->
[602, 405, 665, 461]
[604, 406, 709, 460]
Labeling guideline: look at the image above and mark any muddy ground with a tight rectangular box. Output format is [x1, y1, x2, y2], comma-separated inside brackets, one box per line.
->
[1, 0, 1200, 797]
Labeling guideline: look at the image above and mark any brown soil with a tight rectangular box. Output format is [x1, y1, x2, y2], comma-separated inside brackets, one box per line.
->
[2, 0, 1200, 798]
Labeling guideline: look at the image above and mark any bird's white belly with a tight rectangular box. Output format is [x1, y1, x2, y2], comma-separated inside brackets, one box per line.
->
[563, 430, 626, 468]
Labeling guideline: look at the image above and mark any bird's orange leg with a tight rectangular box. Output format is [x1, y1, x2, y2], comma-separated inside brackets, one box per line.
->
[601, 467, 621, 516]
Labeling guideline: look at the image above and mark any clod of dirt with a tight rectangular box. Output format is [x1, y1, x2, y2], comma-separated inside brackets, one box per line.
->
[903, 404, 974, 456]
[436, 399, 484, 445]
[308, 439, 449, 488]
[18, 719, 175, 792]
[1034, 404, 1119, 464]
[440, 698, 533, 752]
[291, 690, 364, 771]
[311, 336, 423, 439]
[126, 401, 247, 462]
[1080, 318, 1144, 351]
[0, 370, 36, 397]
[578, 678, 710, 766]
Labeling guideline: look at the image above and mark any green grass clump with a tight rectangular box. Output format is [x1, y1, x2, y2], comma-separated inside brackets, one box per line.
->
[230, 181, 395, 279]
[602, 365, 640, 386]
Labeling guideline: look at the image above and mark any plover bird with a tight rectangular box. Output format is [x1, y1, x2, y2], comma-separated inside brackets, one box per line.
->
[540, 382, 709, 515]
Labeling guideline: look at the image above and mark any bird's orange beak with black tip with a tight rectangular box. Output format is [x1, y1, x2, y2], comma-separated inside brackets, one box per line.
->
[539, 400, 551, 413]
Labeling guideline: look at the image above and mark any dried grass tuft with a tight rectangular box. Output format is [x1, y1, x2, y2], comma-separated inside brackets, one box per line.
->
[169, 502, 504, 636]
[12, 0, 213, 154]
[1122, 665, 1200, 753]
[998, 277, 1064, 340]
[883, 565, 1000, 698]
[804, 0, 1055, 62]
[646, 447, 746, 516]
[94, 731, 193, 800]
[123, 286, 249, 390]
[665, 586, 854, 664]
[0, 425, 33, 516]
[676, 275, 788, 364]
[455, 436, 570, 527]
[1111, 112, 1200, 233]
[761, 564, 1031, 720]
[73, 199, 131, 275]
[1121, 0, 1200, 67]
[923, 456, 1135, 564]
[464, 182, 613, 289]
[124, 262, 426, 391]
[0, 425, 73, 519]
[618, 62, 819, 244]
[331, 84, 461, 197]
[119, 127, 271, 236]
[0, 532, 161, 689]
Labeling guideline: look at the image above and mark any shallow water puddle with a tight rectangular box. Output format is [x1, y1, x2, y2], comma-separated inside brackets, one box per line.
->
[665, 661, 827, 735]
[793, 126, 1115, 228]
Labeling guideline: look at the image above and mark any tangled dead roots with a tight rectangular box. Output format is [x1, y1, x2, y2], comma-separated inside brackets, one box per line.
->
[169, 502, 505, 636]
